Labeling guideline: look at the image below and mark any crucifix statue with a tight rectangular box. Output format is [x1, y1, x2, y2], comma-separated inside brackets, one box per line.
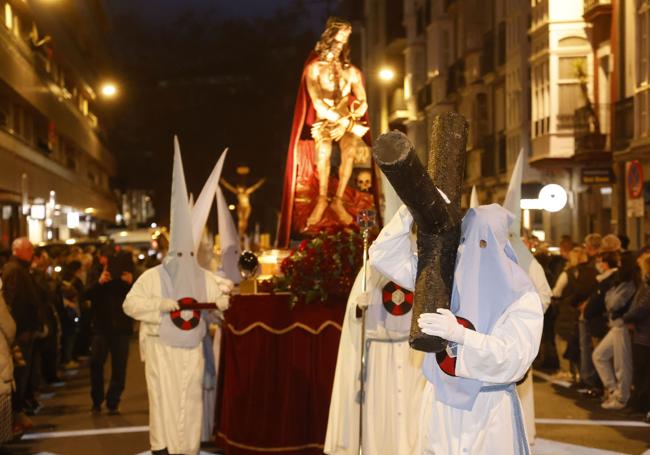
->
[220, 178, 266, 239]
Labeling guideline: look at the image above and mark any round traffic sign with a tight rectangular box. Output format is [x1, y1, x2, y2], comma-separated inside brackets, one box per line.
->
[627, 161, 644, 199]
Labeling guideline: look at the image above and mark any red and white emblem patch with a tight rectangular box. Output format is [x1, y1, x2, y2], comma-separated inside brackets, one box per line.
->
[435, 316, 475, 376]
[170, 297, 202, 331]
[382, 282, 414, 316]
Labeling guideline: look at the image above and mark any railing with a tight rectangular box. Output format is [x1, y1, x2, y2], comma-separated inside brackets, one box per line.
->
[613, 97, 634, 151]
[584, 0, 612, 20]
[574, 104, 611, 154]
[584, 0, 612, 13]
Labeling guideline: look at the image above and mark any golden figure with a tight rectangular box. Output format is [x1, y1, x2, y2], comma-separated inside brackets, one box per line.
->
[220, 178, 266, 239]
[305, 18, 370, 227]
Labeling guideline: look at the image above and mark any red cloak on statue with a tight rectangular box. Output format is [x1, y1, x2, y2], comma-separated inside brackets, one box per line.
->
[277, 54, 382, 247]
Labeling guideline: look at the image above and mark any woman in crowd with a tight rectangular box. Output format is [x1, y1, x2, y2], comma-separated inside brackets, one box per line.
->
[552, 246, 590, 381]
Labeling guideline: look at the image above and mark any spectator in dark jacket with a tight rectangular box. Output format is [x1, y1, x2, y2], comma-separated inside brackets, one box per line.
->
[58, 260, 84, 369]
[579, 250, 620, 393]
[0, 237, 42, 432]
[87, 251, 134, 414]
[623, 253, 650, 421]
[31, 249, 63, 387]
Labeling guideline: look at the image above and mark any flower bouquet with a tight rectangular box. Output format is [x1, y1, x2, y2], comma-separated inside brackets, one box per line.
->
[275, 226, 364, 305]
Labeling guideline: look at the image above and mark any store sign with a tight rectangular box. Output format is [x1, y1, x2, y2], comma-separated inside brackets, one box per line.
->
[581, 167, 614, 185]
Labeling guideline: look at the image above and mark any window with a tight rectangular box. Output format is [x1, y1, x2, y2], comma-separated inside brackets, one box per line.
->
[639, 5, 648, 86]
[559, 57, 587, 79]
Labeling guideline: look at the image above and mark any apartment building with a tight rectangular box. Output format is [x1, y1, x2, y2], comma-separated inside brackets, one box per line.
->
[0, 0, 117, 247]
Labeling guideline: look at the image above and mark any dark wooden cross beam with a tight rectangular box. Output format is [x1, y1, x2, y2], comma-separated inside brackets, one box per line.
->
[373, 112, 468, 353]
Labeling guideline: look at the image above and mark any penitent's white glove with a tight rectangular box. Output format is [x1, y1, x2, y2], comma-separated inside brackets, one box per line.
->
[213, 275, 234, 294]
[355, 291, 371, 310]
[418, 308, 466, 344]
[159, 299, 180, 312]
[216, 295, 230, 311]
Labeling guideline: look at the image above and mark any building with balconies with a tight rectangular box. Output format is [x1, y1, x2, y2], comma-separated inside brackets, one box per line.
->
[0, 0, 116, 248]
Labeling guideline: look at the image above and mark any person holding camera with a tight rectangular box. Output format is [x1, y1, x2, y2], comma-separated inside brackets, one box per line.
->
[86, 250, 135, 414]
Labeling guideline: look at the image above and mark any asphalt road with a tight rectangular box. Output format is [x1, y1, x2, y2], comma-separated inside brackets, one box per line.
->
[3, 340, 649, 455]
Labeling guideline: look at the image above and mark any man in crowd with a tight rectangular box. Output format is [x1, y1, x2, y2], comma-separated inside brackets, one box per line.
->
[1, 237, 42, 433]
[87, 250, 135, 415]
[577, 233, 602, 389]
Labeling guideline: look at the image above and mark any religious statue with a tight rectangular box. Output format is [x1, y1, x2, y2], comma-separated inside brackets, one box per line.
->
[220, 178, 265, 239]
[277, 17, 381, 246]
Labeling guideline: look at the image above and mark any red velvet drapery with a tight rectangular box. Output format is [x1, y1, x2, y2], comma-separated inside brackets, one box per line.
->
[215, 294, 346, 454]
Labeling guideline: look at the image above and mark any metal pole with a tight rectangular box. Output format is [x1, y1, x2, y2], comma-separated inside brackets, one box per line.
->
[356, 209, 376, 455]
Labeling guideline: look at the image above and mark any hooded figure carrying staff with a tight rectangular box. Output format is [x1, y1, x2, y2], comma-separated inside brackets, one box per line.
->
[124, 138, 232, 455]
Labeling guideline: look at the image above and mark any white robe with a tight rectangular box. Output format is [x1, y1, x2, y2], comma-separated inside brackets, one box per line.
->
[324, 267, 426, 455]
[124, 266, 224, 455]
[326, 205, 427, 454]
[373, 208, 543, 454]
[419, 292, 543, 454]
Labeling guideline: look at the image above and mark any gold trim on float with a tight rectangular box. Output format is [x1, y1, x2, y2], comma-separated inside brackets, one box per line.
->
[226, 320, 341, 336]
[217, 432, 324, 452]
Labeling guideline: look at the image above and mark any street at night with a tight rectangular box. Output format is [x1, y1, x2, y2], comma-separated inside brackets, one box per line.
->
[1, 0, 650, 454]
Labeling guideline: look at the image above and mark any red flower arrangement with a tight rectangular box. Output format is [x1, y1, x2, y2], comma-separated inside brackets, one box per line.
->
[276, 226, 364, 305]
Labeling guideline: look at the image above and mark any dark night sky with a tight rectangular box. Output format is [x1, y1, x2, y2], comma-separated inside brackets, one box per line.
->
[103, 0, 339, 237]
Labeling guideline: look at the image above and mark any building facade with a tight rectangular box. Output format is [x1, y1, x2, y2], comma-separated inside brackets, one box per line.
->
[359, 0, 650, 244]
[0, 0, 116, 248]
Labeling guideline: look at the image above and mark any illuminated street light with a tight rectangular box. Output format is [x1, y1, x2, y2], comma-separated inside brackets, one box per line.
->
[100, 82, 118, 98]
[378, 67, 395, 82]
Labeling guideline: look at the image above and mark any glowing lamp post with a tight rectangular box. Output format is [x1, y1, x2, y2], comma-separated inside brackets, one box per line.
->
[100, 82, 118, 99]
[378, 67, 395, 82]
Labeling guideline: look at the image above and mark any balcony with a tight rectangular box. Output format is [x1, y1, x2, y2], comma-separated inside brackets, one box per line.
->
[584, 0, 612, 22]
[574, 104, 611, 162]
[613, 97, 634, 151]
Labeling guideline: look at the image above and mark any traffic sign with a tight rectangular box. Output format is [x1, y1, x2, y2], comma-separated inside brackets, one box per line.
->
[627, 161, 644, 199]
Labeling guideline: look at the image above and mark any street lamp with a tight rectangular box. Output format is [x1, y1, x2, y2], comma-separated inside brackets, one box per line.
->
[378, 67, 395, 83]
[100, 82, 118, 99]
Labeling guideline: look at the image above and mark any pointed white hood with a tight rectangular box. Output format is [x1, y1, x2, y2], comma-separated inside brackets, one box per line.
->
[502, 149, 552, 309]
[159, 136, 209, 348]
[504, 150, 523, 232]
[191, 149, 228, 253]
[216, 186, 241, 284]
[469, 186, 479, 209]
[162, 136, 205, 301]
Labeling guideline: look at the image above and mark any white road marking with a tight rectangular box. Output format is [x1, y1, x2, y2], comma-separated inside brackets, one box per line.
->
[533, 438, 628, 454]
[22, 425, 149, 440]
[536, 418, 650, 428]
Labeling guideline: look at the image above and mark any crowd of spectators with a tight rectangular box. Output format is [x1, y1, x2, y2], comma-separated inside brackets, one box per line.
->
[0, 237, 142, 445]
[532, 232, 650, 422]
